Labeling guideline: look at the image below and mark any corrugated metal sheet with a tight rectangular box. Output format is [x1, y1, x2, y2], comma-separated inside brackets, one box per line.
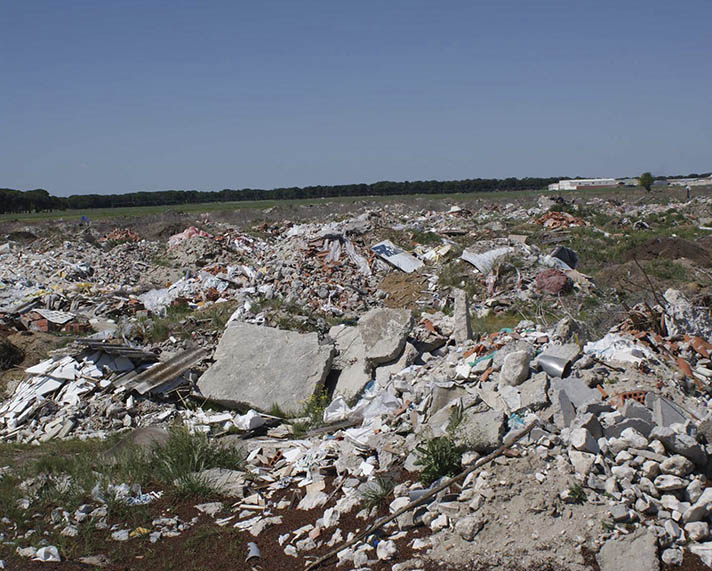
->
[76, 340, 158, 363]
[126, 347, 209, 395]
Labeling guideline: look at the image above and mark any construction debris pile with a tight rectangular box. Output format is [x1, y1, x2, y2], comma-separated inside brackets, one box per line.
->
[3, 193, 712, 569]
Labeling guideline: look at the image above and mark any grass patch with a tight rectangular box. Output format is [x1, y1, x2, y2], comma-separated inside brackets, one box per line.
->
[410, 230, 443, 246]
[171, 473, 222, 501]
[182, 525, 243, 554]
[142, 426, 246, 484]
[643, 259, 689, 282]
[470, 310, 522, 335]
[0, 186, 639, 224]
[290, 420, 310, 438]
[135, 303, 196, 343]
[437, 261, 481, 300]
[197, 304, 234, 331]
[267, 403, 289, 419]
[0, 427, 246, 537]
[446, 405, 464, 434]
[302, 390, 331, 426]
[150, 252, 176, 268]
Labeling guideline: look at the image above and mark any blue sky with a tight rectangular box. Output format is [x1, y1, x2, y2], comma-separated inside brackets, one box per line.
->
[2, 0, 710, 196]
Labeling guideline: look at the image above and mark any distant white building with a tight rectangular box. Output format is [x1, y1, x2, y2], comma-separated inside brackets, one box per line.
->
[666, 175, 712, 187]
[548, 178, 618, 191]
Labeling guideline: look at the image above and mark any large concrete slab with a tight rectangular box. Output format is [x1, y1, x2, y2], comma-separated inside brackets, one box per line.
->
[198, 322, 334, 412]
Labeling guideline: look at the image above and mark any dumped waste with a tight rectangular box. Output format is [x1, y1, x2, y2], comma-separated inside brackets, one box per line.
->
[3, 192, 712, 568]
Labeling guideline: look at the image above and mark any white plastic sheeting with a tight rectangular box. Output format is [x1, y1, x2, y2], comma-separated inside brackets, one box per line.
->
[583, 333, 654, 364]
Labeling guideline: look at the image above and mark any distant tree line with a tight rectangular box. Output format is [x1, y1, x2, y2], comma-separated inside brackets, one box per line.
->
[0, 177, 562, 214]
[0, 188, 65, 213]
[4, 171, 710, 214]
[656, 172, 711, 180]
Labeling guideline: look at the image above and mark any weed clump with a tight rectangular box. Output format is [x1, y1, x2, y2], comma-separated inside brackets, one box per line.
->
[359, 474, 396, 509]
[567, 482, 587, 504]
[290, 389, 331, 436]
[415, 436, 464, 486]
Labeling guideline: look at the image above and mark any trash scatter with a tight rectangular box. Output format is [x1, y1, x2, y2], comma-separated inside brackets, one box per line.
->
[4, 192, 712, 569]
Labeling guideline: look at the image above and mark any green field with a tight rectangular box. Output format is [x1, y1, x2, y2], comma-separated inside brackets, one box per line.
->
[0, 185, 697, 224]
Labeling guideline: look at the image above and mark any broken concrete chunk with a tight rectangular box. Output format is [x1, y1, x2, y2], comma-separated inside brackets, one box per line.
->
[603, 417, 653, 439]
[197, 323, 334, 411]
[375, 342, 418, 386]
[550, 377, 601, 409]
[358, 308, 413, 366]
[569, 450, 596, 477]
[570, 428, 599, 454]
[571, 412, 602, 439]
[454, 408, 505, 453]
[518, 372, 549, 410]
[622, 399, 654, 426]
[651, 426, 708, 466]
[454, 514, 485, 541]
[452, 288, 472, 343]
[661, 455, 695, 477]
[499, 351, 531, 387]
[597, 528, 659, 571]
[329, 324, 372, 400]
[329, 325, 364, 370]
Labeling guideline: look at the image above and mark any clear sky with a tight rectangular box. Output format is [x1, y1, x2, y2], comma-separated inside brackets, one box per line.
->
[2, 0, 710, 196]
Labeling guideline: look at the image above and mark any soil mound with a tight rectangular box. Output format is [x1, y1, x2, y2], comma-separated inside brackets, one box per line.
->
[624, 237, 712, 267]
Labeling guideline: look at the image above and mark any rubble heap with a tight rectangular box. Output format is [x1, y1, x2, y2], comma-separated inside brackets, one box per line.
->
[3, 193, 712, 568]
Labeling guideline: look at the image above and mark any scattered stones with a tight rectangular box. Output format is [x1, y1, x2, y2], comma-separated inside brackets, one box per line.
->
[654, 474, 687, 492]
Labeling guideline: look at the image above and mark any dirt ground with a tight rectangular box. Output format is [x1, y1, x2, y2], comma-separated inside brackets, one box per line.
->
[0, 331, 67, 395]
[623, 237, 712, 267]
[379, 272, 429, 310]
